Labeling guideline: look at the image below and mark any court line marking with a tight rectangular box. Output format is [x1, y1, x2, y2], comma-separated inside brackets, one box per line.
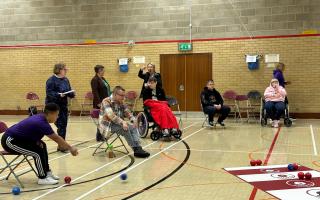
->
[147, 148, 316, 156]
[31, 123, 197, 200]
[74, 127, 206, 200]
[310, 124, 318, 156]
[249, 127, 281, 200]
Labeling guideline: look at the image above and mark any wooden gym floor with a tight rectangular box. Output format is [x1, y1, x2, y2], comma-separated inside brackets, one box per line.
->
[0, 115, 319, 200]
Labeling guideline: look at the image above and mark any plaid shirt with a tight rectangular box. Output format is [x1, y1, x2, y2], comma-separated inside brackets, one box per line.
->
[99, 97, 135, 133]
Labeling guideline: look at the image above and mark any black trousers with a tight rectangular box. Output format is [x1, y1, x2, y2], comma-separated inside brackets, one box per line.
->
[1, 134, 49, 178]
[55, 105, 68, 140]
[203, 105, 231, 122]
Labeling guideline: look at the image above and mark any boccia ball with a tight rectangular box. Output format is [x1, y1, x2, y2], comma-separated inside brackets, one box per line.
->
[298, 172, 305, 180]
[12, 186, 20, 195]
[120, 173, 127, 181]
[64, 176, 72, 184]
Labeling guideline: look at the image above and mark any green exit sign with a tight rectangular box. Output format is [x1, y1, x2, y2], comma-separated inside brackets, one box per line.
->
[178, 43, 192, 51]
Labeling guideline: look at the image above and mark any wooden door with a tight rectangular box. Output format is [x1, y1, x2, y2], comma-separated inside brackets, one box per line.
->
[160, 53, 212, 111]
[160, 54, 186, 111]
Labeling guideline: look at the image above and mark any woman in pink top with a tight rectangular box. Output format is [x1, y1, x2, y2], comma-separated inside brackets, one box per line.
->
[264, 79, 287, 128]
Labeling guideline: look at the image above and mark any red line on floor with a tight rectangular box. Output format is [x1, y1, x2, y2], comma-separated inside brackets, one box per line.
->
[249, 127, 282, 200]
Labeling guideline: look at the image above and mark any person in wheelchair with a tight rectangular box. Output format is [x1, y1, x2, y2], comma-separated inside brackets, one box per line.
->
[263, 79, 287, 128]
[99, 86, 150, 158]
[200, 80, 230, 127]
[142, 77, 180, 138]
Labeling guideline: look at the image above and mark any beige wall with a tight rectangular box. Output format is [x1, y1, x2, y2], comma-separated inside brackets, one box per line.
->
[0, 35, 319, 113]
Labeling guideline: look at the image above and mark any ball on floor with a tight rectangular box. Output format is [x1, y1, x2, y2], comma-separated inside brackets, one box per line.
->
[12, 186, 20, 195]
[120, 173, 127, 181]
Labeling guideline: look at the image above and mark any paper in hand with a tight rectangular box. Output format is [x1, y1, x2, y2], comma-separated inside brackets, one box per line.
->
[59, 90, 75, 95]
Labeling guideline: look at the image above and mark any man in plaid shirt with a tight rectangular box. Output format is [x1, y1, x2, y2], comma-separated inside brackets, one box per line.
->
[99, 86, 150, 158]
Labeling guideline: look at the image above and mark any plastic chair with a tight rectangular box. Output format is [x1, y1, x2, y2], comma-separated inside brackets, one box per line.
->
[26, 92, 44, 113]
[236, 95, 256, 122]
[90, 109, 129, 156]
[125, 91, 138, 112]
[0, 121, 37, 188]
[222, 90, 238, 121]
[80, 92, 93, 116]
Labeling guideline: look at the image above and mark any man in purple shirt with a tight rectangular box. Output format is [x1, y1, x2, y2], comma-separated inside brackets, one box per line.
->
[1, 103, 78, 185]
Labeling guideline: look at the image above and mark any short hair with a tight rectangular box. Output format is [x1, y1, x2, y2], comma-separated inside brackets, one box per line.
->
[44, 103, 60, 114]
[53, 63, 66, 75]
[113, 86, 125, 94]
[276, 62, 285, 70]
[94, 65, 104, 73]
[147, 63, 155, 68]
[148, 76, 157, 83]
[207, 79, 214, 84]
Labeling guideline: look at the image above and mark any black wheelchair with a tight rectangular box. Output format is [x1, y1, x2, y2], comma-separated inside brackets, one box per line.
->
[136, 104, 182, 141]
[260, 97, 292, 127]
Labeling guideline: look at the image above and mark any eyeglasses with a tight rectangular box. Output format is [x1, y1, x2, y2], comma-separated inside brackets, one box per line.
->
[116, 93, 125, 97]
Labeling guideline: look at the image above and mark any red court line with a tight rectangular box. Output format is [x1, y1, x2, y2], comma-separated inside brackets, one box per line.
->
[0, 34, 319, 48]
[249, 127, 282, 200]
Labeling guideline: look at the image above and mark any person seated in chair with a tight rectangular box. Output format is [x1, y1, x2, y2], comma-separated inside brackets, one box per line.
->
[142, 77, 179, 136]
[99, 86, 150, 158]
[1, 103, 78, 185]
[200, 80, 230, 127]
[264, 78, 287, 128]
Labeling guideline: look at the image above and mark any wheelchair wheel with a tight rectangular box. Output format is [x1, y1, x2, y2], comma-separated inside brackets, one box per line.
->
[284, 118, 292, 127]
[136, 112, 149, 138]
[173, 129, 182, 139]
[260, 118, 267, 127]
[150, 131, 160, 141]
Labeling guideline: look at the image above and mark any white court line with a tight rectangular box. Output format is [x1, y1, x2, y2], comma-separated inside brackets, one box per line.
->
[0, 138, 96, 180]
[31, 123, 198, 200]
[152, 148, 317, 156]
[74, 127, 205, 200]
[310, 124, 318, 156]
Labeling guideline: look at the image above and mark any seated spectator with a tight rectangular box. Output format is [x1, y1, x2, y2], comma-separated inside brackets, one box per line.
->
[200, 80, 230, 127]
[99, 86, 150, 158]
[264, 78, 287, 128]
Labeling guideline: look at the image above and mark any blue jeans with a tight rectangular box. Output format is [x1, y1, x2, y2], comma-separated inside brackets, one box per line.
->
[264, 101, 285, 120]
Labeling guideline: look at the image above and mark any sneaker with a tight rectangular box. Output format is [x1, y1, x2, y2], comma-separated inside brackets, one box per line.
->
[171, 128, 178, 133]
[47, 171, 60, 180]
[38, 176, 59, 185]
[133, 147, 150, 158]
[271, 120, 275, 127]
[208, 121, 215, 127]
[163, 129, 170, 137]
[274, 120, 279, 128]
[218, 121, 225, 127]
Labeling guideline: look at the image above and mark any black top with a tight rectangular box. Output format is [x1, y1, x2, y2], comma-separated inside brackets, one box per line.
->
[138, 69, 162, 96]
[91, 75, 111, 109]
[142, 86, 166, 102]
[200, 87, 224, 107]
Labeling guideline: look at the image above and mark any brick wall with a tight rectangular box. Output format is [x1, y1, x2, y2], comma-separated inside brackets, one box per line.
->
[0, 0, 319, 45]
[0, 35, 319, 113]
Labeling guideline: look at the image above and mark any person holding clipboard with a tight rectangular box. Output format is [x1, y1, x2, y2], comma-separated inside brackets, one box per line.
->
[45, 63, 75, 152]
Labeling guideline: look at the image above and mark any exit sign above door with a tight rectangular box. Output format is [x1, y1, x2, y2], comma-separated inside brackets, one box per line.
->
[178, 43, 192, 51]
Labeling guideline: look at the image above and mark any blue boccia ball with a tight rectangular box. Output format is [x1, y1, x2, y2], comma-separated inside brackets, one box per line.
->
[120, 173, 127, 181]
[12, 186, 20, 195]
[288, 164, 294, 171]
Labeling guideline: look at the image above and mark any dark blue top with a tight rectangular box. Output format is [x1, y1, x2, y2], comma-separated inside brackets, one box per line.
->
[5, 114, 54, 142]
[45, 75, 75, 106]
[273, 69, 285, 88]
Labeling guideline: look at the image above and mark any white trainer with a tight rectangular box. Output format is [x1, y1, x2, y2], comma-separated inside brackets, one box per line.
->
[47, 171, 60, 180]
[38, 176, 59, 185]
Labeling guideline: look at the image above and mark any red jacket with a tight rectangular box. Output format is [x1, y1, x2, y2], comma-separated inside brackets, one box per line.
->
[144, 99, 179, 129]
